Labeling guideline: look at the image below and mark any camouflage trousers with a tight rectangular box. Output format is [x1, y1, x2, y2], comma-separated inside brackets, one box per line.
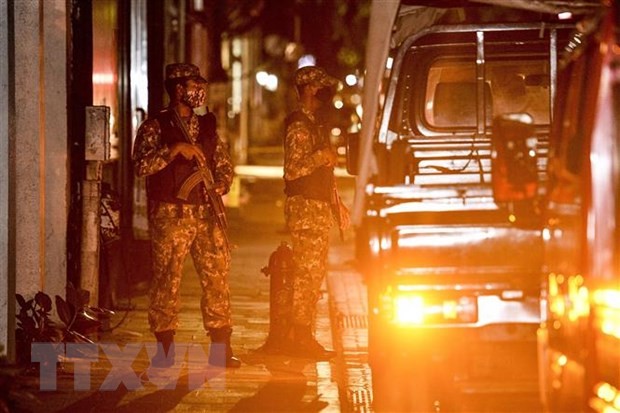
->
[285, 196, 332, 326]
[148, 202, 232, 333]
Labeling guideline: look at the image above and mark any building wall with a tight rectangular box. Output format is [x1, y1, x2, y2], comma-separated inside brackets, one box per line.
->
[0, 0, 69, 360]
[0, 0, 12, 359]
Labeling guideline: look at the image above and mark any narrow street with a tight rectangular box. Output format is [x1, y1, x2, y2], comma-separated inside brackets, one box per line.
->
[13, 170, 372, 413]
[2, 3, 617, 413]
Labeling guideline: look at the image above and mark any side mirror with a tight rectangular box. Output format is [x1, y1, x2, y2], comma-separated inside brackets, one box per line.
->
[491, 113, 538, 203]
[346, 131, 360, 175]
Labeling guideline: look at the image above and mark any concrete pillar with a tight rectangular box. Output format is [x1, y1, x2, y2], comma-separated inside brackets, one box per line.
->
[0, 0, 14, 360]
[12, 0, 68, 307]
[81, 159, 103, 307]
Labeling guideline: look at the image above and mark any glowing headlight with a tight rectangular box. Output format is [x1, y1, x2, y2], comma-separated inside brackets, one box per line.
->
[394, 295, 425, 324]
[381, 287, 478, 325]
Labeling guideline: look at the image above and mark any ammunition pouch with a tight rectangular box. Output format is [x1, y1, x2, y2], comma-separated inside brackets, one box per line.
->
[284, 166, 334, 202]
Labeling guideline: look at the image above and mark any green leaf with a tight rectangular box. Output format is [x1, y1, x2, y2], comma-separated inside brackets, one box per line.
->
[34, 292, 53, 312]
[21, 318, 36, 336]
[72, 310, 101, 334]
[67, 330, 95, 344]
[15, 294, 26, 309]
[18, 306, 30, 319]
[55, 295, 72, 326]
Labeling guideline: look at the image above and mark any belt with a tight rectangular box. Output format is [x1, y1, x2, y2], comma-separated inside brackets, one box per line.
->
[150, 201, 213, 220]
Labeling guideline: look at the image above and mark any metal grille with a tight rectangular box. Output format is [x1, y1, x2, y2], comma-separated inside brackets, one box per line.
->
[338, 314, 368, 329]
[349, 388, 373, 412]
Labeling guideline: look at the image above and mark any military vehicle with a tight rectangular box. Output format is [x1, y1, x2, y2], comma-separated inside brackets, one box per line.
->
[348, 1, 586, 410]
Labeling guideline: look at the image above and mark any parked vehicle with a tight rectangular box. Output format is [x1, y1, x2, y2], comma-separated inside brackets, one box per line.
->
[537, 2, 620, 412]
[348, 1, 579, 410]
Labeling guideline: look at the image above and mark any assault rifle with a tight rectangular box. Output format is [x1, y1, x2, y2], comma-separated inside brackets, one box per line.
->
[177, 165, 229, 229]
[172, 110, 230, 250]
[316, 123, 345, 242]
[331, 183, 345, 242]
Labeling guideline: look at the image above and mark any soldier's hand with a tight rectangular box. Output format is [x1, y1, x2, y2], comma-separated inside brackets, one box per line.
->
[213, 181, 227, 195]
[321, 149, 339, 167]
[170, 142, 206, 166]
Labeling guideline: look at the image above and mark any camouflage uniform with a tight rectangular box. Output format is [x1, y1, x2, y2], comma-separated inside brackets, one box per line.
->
[284, 193, 332, 326]
[284, 66, 338, 326]
[133, 102, 234, 334]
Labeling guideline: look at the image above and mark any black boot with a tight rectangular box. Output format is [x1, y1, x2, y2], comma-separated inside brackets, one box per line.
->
[208, 327, 241, 368]
[291, 324, 336, 360]
[151, 330, 175, 368]
[258, 323, 294, 355]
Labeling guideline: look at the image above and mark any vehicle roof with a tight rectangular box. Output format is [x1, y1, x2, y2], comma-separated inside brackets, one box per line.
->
[401, 0, 601, 15]
[392, 1, 600, 49]
[350, 0, 605, 226]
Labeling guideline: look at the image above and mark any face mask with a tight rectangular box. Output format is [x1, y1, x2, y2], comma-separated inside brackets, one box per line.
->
[315, 87, 334, 104]
[182, 87, 206, 108]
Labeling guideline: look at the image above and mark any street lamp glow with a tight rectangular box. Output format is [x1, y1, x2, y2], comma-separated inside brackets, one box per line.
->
[255, 71, 269, 86]
[297, 54, 316, 68]
[349, 122, 361, 133]
[558, 11, 572, 20]
[345, 74, 357, 86]
[93, 72, 115, 84]
[356, 104, 363, 119]
[265, 74, 278, 92]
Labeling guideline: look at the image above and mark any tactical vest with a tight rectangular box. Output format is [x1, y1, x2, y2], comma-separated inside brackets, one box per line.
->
[146, 109, 217, 204]
[283, 110, 335, 202]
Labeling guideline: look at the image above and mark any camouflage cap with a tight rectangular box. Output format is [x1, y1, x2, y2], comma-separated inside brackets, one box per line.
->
[165, 63, 207, 84]
[294, 65, 338, 88]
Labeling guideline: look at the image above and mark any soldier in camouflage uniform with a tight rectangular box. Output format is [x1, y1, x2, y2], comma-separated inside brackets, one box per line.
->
[283, 65, 350, 359]
[132, 63, 240, 368]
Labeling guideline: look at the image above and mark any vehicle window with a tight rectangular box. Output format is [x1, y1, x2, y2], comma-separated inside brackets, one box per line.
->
[488, 60, 550, 124]
[424, 58, 550, 129]
[425, 60, 477, 127]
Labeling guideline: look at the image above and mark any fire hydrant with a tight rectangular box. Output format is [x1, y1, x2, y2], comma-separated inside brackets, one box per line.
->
[259, 241, 294, 354]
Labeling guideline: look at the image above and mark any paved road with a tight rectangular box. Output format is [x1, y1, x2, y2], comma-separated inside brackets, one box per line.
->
[10, 172, 543, 412]
[10, 174, 365, 413]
